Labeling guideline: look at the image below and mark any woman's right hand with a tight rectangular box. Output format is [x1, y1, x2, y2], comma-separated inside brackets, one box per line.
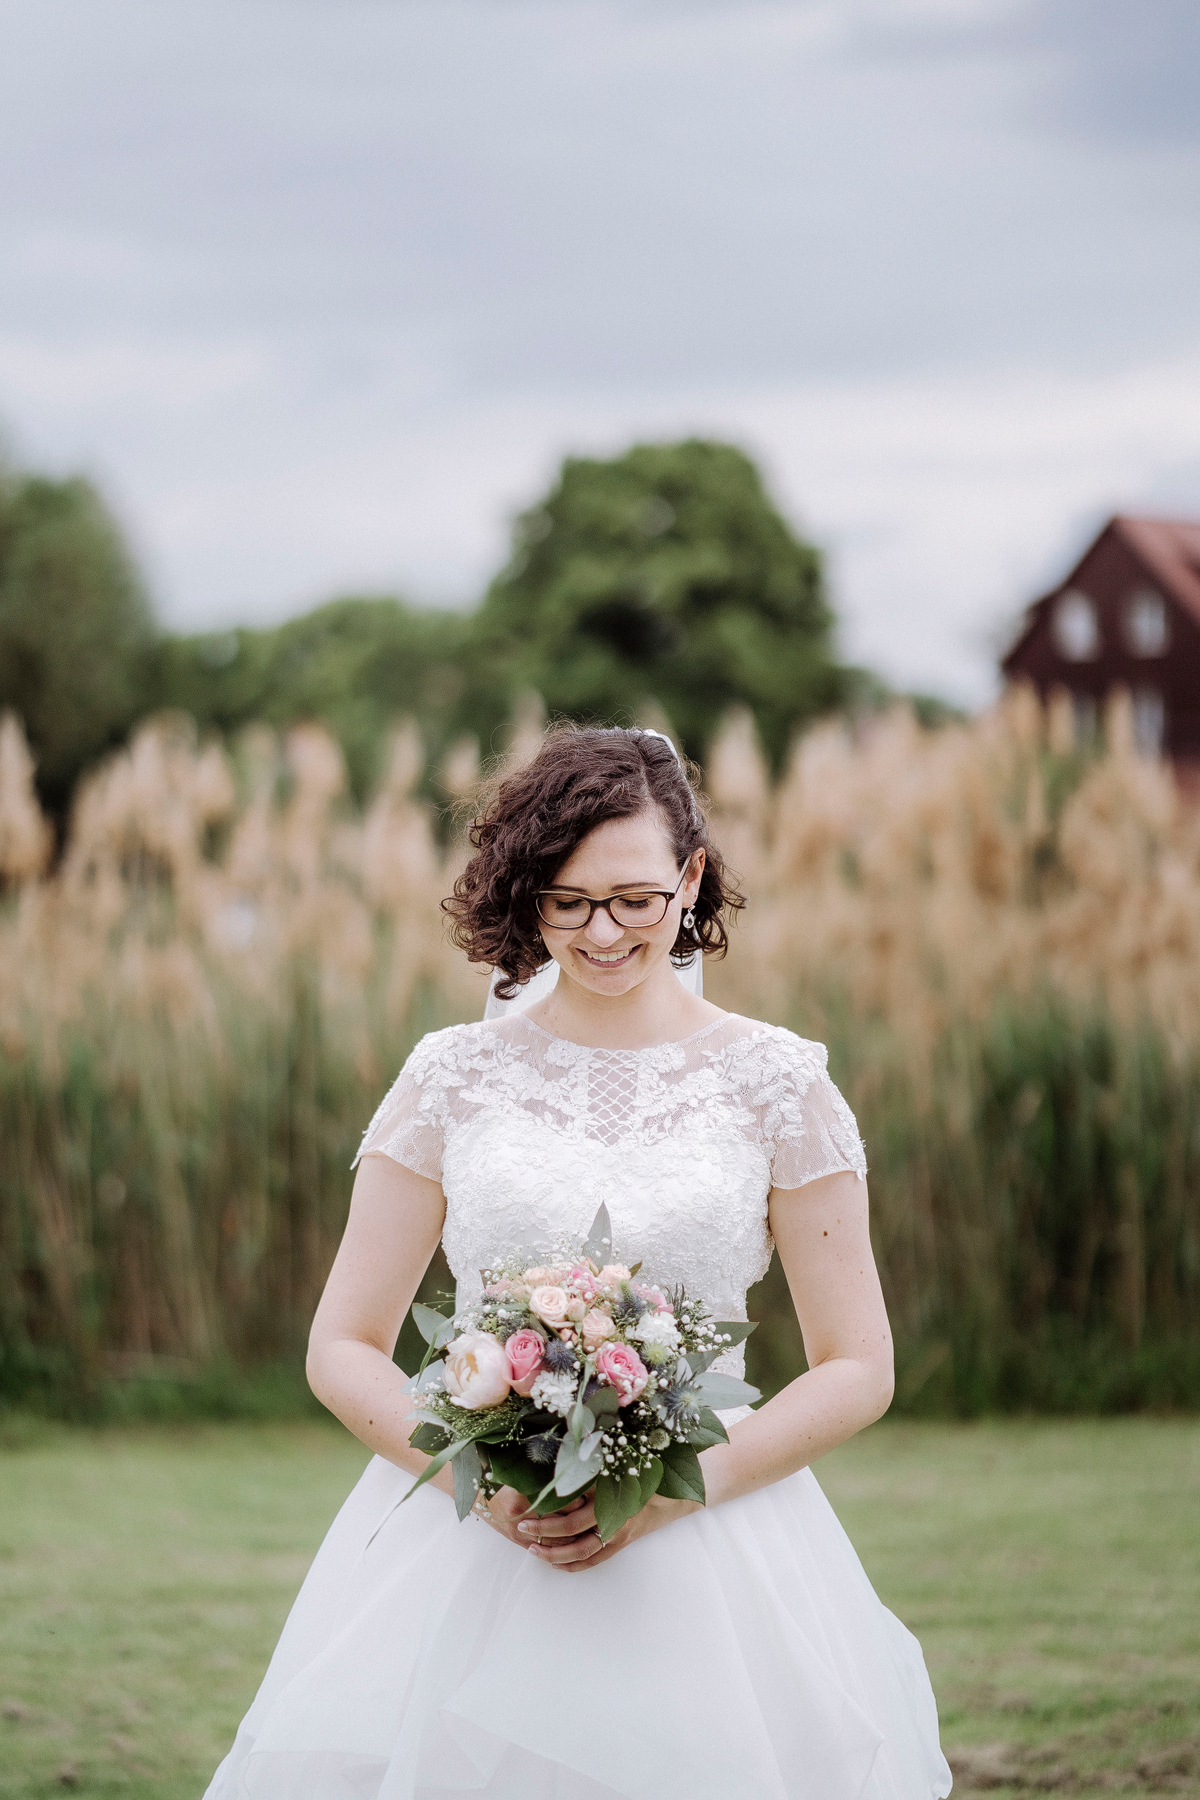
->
[480, 1486, 590, 1552]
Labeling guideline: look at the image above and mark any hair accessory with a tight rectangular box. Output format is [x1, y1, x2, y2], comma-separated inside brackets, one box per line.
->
[633, 727, 681, 762]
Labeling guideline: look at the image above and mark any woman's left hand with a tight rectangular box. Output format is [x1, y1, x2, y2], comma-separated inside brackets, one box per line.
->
[516, 1490, 700, 1573]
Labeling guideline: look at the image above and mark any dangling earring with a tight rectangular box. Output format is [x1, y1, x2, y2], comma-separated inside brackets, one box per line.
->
[682, 907, 696, 933]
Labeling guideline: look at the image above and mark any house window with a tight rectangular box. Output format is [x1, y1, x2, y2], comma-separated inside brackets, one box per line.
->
[1132, 688, 1165, 757]
[1125, 589, 1169, 656]
[1053, 590, 1100, 660]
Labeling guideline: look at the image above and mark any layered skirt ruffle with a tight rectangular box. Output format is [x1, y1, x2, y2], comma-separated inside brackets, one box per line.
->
[204, 1455, 952, 1800]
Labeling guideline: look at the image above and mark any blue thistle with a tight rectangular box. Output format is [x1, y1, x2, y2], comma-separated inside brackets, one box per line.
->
[523, 1430, 560, 1466]
[541, 1339, 579, 1373]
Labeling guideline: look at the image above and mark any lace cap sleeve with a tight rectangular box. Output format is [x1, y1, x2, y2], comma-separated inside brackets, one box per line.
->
[352, 1026, 464, 1181]
[760, 1029, 867, 1190]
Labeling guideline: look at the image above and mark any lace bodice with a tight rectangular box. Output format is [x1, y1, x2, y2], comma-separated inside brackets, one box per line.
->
[355, 1013, 866, 1386]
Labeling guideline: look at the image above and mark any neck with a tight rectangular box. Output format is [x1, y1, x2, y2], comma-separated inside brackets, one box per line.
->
[530, 956, 720, 1050]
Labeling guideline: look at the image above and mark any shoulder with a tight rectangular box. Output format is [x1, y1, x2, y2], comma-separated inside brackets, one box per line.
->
[711, 1016, 832, 1092]
[400, 1017, 529, 1080]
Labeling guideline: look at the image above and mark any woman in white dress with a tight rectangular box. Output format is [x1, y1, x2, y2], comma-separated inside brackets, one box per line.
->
[205, 726, 952, 1800]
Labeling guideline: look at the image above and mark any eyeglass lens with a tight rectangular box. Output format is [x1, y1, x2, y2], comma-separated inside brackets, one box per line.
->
[537, 892, 670, 928]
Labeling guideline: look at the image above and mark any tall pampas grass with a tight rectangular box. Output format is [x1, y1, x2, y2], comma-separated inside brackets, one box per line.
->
[1, 688, 1198, 1415]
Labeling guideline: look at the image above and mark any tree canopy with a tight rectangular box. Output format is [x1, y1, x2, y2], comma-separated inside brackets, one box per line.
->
[471, 439, 848, 767]
[0, 437, 875, 810]
[0, 474, 156, 815]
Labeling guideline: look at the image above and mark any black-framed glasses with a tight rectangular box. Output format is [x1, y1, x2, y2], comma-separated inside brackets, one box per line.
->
[535, 865, 690, 931]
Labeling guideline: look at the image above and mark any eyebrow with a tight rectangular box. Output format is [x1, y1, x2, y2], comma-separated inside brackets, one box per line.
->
[540, 880, 669, 895]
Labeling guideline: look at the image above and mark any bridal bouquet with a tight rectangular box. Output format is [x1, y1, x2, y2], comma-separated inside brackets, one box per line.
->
[401, 1205, 759, 1542]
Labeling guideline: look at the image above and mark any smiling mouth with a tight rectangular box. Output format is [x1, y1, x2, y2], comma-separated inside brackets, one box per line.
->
[576, 945, 639, 967]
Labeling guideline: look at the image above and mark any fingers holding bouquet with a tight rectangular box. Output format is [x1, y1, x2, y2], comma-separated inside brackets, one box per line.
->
[399, 1204, 760, 1560]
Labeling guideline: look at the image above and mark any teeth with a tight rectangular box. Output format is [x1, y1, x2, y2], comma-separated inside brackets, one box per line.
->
[585, 949, 632, 963]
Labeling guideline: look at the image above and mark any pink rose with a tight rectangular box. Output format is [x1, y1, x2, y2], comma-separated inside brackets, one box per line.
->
[595, 1341, 649, 1406]
[581, 1307, 617, 1351]
[529, 1285, 572, 1331]
[568, 1265, 600, 1298]
[598, 1263, 631, 1287]
[505, 1328, 546, 1397]
[442, 1332, 512, 1409]
[635, 1282, 673, 1314]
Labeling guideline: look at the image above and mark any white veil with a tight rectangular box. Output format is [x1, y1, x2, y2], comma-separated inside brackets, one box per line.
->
[483, 728, 703, 1021]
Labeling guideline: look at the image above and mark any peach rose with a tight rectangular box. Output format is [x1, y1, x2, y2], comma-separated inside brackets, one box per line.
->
[581, 1307, 617, 1351]
[528, 1285, 572, 1331]
[594, 1341, 649, 1406]
[504, 1328, 546, 1397]
[442, 1332, 512, 1409]
[599, 1263, 631, 1287]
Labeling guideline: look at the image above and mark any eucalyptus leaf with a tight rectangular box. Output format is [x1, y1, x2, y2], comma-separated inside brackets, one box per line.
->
[412, 1302, 456, 1348]
[452, 1442, 484, 1520]
[683, 1405, 730, 1450]
[399, 1432, 476, 1505]
[582, 1202, 613, 1266]
[594, 1471, 642, 1542]
[485, 1443, 546, 1500]
[409, 1421, 450, 1455]
[554, 1433, 604, 1498]
[657, 1441, 706, 1505]
[627, 1260, 643, 1277]
[686, 1348, 721, 1374]
[568, 1400, 595, 1447]
[693, 1370, 760, 1409]
[712, 1320, 758, 1346]
[585, 1384, 619, 1417]
[638, 1457, 664, 1503]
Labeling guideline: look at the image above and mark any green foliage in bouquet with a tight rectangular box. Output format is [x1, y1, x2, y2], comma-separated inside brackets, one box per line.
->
[399, 1205, 760, 1537]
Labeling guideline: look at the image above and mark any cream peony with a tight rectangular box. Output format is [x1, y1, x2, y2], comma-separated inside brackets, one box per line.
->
[442, 1331, 512, 1409]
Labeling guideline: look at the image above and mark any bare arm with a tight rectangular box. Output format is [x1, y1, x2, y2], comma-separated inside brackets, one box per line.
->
[306, 1152, 453, 1493]
[698, 1167, 894, 1508]
[527, 1167, 893, 1571]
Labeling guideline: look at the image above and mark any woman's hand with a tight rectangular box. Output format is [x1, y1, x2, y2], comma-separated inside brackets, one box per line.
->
[477, 1486, 591, 1553]
[511, 1489, 701, 1573]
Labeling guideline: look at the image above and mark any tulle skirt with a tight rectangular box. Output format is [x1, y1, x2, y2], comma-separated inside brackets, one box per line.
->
[203, 1451, 952, 1800]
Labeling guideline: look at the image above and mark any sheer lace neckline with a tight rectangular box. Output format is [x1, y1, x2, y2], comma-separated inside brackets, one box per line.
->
[514, 1011, 736, 1056]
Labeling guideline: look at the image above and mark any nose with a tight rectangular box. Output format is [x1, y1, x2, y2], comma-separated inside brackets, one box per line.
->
[582, 906, 625, 948]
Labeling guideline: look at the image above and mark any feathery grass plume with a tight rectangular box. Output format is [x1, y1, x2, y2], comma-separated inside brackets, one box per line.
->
[1, 689, 1199, 1416]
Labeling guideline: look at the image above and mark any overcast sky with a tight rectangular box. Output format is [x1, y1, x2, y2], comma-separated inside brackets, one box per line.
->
[2, 0, 1198, 705]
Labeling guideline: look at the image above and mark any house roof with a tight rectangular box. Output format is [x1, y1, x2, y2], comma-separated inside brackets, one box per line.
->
[1003, 514, 1200, 672]
[1111, 516, 1200, 629]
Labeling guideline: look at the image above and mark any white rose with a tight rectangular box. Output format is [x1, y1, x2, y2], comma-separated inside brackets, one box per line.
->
[529, 1370, 577, 1417]
[442, 1331, 512, 1409]
[631, 1311, 680, 1349]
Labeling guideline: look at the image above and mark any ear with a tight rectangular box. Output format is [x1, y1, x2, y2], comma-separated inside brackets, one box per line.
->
[685, 847, 706, 901]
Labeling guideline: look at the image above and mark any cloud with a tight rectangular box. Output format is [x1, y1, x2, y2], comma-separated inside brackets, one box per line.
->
[0, 0, 1196, 708]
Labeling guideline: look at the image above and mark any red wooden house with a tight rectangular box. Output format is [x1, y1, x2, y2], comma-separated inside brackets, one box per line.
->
[1001, 515, 1200, 770]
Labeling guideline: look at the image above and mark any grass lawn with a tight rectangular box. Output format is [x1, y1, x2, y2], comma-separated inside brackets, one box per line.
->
[0, 1417, 1197, 1798]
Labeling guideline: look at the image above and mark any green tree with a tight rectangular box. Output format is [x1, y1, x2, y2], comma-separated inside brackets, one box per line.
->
[468, 439, 848, 767]
[150, 596, 472, 801]
[0, 474, 156, 815]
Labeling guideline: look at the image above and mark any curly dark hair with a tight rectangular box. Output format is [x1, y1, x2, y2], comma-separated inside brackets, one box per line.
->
[443, 725, 745, 999]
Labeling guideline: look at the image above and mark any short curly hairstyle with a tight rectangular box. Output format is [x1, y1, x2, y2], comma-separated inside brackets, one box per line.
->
[443, 725, 745, 999]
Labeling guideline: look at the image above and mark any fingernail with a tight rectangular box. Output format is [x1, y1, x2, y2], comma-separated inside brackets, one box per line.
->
[517, 1521, 535, 1533]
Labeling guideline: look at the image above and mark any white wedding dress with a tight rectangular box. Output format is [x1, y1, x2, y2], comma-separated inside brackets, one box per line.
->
[205, 1012, 952, 1800]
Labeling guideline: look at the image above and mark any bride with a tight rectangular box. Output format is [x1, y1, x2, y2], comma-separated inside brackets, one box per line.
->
[205, 726, 952, 1800]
